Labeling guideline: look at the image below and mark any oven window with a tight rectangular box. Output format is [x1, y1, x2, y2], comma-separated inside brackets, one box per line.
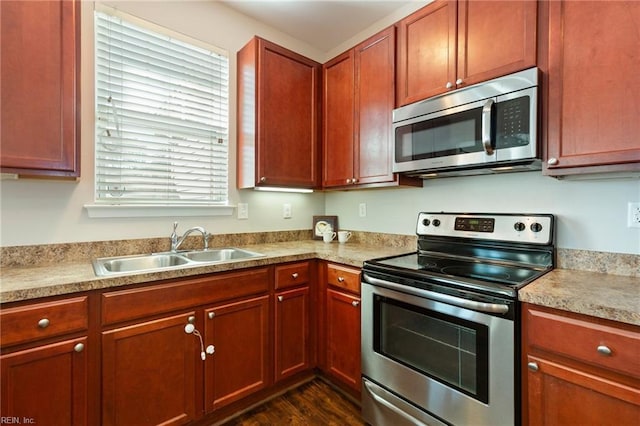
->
[373, 295, 489, 403]
[395, 107, 483, 163]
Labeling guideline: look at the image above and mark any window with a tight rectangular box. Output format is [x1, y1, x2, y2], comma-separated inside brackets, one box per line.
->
[94, 8, 229, 206]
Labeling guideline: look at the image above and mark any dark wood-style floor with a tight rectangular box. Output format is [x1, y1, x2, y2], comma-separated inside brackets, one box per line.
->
[221, 379, 366, 426]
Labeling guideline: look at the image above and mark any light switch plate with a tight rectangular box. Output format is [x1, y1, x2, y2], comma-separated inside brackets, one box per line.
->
[237, 203, 248, 220]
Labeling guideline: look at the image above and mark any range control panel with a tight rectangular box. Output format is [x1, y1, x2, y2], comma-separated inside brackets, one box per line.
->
[416, 212, 554, 245]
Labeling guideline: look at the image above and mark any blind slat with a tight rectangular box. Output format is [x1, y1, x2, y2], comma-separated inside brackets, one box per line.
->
[95, 9, 229, 203]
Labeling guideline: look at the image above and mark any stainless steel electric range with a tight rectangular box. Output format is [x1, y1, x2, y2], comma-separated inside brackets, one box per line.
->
[361, 212, 555, 426]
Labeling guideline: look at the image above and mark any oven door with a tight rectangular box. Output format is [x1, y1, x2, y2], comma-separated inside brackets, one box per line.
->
[361, 278, 516, 426]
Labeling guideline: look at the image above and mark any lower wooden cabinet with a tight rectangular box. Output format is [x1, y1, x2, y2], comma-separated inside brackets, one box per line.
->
[204, 295, 270, 412]
[320, 262, 361, 395]
[1, 337, 88, 425]
[522, 303, 640, 425]
[101, 312, 198, 426]
[275, 286, 311, 381]
[0, 295, 90, 425]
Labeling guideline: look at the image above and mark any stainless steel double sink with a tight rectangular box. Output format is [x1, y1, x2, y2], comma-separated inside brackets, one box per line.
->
[92, 248, 265, 276]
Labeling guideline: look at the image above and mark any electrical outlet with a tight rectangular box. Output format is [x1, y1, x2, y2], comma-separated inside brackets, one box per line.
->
[237, 203, 248, 220]
[359, 203, 367, 217]
[628, 202, 640, 228]
[283, 203, 292, 219]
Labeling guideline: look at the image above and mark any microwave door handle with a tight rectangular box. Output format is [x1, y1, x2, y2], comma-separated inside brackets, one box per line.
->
[482, 99, 495, 155]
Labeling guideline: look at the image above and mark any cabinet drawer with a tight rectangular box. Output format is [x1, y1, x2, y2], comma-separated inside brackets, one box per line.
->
[275, 261, 310, 289]
[102, 268, 269, 326]
[526, 306, 640, 378]
[327, 263, 360, 294]
[0, 296, 89, 347]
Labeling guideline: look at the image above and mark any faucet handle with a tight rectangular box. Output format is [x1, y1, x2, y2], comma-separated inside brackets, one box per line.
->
[172, 222, 179, 232]
[203, 232, 210, 250]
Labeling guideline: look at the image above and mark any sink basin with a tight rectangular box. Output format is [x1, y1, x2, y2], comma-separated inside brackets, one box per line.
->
[93, 248, 265, 276]
[182, 248, 263, 262]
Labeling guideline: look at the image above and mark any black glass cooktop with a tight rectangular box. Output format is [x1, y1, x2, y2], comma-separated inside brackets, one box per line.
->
[370, 253, 548, 287]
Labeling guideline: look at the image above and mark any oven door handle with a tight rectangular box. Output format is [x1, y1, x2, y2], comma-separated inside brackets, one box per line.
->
[363, 380, 431, 426]
[362, 273, 510, 314]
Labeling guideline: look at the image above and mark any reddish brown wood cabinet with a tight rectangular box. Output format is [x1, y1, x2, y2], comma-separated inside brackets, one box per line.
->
[522, 304, 640, 425]
[396, 0, 537, 106]
[237, 37, 321, 189]
[320, 263, 361, 396]
[1, 297, 89, 425]
[543, 1, 640, 175]
[102, 312, 198, 426]
[204, 295, 270, 412]
[274, 262, 313, 382]
[323, 27, 421, 190]
[0, 0, 80, 177]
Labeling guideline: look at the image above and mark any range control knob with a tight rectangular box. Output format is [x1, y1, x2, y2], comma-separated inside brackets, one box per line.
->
[514, 222, 526, 232]
[432, 219, 441, 227]
[530, 222, 543, 232]
[422, 219, 431, 226]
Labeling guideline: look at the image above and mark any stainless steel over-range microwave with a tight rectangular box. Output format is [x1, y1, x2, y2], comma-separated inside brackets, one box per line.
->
[393, 68, 540, 178]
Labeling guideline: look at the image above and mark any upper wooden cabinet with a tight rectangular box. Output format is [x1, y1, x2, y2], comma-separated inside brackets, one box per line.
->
[323, 27, 421, 189]
[237, 37, 321, 189]
[0, 0, 80, 177]
[542, 1, 640, 175]
[396, 0, 537, 106]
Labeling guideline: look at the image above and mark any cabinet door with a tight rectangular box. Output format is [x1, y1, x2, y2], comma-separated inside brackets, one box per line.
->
[355, 26, 396, 185]
[526, 356, 640, 425]
[204, 295, 270, 412]
[0, 0, 79, 177]
[396, 0, 457, 106]
[102, 312, 198, 426]
[1, 337, 87, 425]
[323, 51, 355, 187]
[545, 1, 640, 173]
[275, 286, 310, 381]
[257, 39, 321, 188]
[457, 0, 537, 87]
[325, 288, 361, 392]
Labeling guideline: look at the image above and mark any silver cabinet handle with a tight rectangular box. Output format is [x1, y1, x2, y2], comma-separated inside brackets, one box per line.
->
[188, 316, 196, 324]
[547, 157, 559, 166]
[346, 178, 352, 184]
[527, 362, 539, 372]
[338, 276, 345, 282]
[481, 99, 495, 155]
[278, 295, 283, 302]
[260, 176, 267, 183]
[352, 178, 358, 184]
[74, 343, 85, 353]
[208, 312, 215, 320]
[291, 273, 299, 279]
[455, 78, 463, 85]
[352, 300, 360, 307]
[446, 81, 453, 89]
[38, 318, 50, 329]
[597, 345, 612, 356]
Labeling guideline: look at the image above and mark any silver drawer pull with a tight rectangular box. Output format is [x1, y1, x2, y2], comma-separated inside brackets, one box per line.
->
[527, 362, 539, 372]
[352, 300, 360, 307]
[208, 312, 215, 320]
[38, 318, 50, 329]
[291, 273, 299, 279]
[278, 295, 283, 302]
[597, 345, 612, 356]
[188, 316, 196, 324]
[338, 276, 345, 282]
[74, 343, 85, 353]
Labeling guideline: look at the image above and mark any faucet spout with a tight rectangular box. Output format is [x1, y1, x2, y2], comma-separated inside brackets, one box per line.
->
[170, 222, 209, 252]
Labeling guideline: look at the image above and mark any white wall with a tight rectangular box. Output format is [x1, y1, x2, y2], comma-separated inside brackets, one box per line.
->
[326, 172, 640, 255]
[0, 0, 327, 247]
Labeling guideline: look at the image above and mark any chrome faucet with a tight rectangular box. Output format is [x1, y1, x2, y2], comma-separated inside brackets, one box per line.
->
[170, 222, 209, 252]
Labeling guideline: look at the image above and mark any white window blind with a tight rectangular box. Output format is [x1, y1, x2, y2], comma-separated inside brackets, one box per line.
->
[94, 9, 229, 205]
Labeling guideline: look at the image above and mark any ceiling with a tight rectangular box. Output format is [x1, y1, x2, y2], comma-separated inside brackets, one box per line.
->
[219, 0, 415, 52]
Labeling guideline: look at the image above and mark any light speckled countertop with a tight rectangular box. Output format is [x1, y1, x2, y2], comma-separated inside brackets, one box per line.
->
[1, 240, 638, 327]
